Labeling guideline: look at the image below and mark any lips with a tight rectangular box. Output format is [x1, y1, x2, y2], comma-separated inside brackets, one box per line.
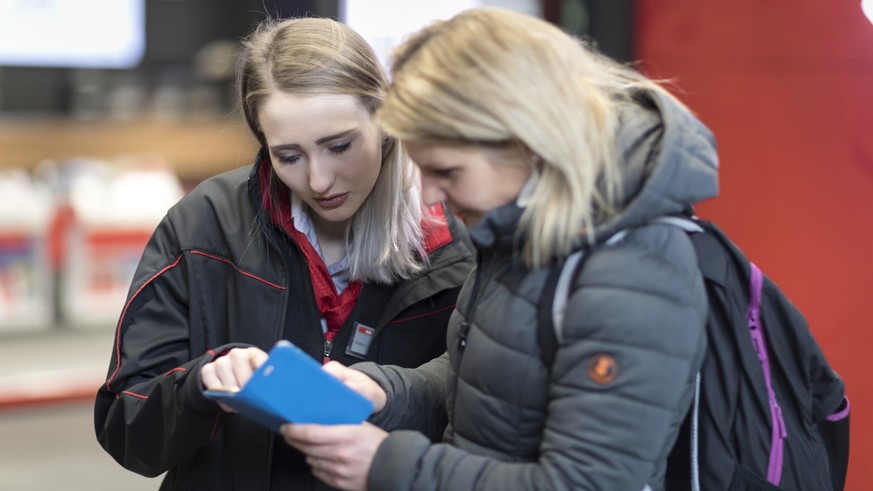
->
[313, 193, 349, 210]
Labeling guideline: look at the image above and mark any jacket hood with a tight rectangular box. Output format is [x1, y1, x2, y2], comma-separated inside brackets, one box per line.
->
[594, 90, 719, 239]
[469, 89, 719, 251]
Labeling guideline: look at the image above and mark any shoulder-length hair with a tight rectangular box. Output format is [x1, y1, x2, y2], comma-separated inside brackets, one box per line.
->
[238, 17, 425, 283]
[378, 7, 682, 268]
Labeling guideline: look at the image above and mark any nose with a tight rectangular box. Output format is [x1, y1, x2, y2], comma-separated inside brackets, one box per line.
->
[308, 158, 334, 194]
[420, 175, 445, 206]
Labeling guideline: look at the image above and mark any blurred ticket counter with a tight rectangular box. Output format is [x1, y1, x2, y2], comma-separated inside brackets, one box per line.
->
[0, 116, 258, 186]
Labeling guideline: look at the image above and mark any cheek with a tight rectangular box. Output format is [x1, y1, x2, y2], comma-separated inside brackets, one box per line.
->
[465, 182, 506, 212]
[271, 163, 304, 193]
[446, 183, 477, 210]
[355, 146, 383, 185]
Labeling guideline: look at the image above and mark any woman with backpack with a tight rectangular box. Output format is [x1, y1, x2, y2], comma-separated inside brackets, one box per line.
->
[282, 7, 717, 491]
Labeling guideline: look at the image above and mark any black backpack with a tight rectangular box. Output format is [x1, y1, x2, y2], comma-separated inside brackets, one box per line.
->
[537, 216, 850, 490]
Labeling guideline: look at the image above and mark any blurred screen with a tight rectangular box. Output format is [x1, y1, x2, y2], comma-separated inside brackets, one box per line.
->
[0, 0, 145, 68]
[340, 0, 541, 70]
[340, 0, 477, 69]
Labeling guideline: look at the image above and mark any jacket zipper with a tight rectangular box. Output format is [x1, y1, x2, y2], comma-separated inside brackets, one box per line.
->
[451, 252, 497, 420]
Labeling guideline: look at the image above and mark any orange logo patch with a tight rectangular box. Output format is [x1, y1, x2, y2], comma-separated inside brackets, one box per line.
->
[587, 354, 618, 384]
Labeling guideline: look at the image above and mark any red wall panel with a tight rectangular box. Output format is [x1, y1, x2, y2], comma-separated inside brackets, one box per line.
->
[635, 1, 873, 489]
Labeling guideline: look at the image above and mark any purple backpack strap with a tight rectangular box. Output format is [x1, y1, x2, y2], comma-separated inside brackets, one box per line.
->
[746, 262, 787, 486]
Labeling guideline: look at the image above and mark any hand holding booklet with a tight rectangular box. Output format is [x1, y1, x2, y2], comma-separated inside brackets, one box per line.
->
[204, 340, 375, 431]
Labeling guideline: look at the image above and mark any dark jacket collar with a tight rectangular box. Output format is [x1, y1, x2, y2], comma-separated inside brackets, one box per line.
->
[467, 201, 525, 253]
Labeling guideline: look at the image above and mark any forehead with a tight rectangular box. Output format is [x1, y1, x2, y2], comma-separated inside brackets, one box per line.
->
[405, 142, 503, 168]
[258, 92, 370, 140]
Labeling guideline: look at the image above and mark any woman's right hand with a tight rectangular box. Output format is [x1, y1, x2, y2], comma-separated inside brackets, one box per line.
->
[201, 347, 269, 412]
[322, 361, 387, 413]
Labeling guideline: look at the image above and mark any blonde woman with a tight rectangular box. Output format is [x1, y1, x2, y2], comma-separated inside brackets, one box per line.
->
[94, 17, 473, 490]
[283, 7, 716, 491]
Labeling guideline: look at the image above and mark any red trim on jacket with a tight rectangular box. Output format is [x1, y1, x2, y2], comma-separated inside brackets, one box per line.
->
[390, 303, 457, 324]
[107, 251, 285, 392]
[190, 250, 286, 290]
[163, 367, 186, 377]
[119, 391, 148, 400]
[208, 413, 224, 442]
[107, 255, 184, 392]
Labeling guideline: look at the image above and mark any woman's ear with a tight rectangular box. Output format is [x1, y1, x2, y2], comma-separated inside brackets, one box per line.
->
[530, 152, 543, 171]
[381, 134, 395, 161]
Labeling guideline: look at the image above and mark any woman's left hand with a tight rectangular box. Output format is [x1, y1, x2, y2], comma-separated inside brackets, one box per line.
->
[281, 421, 389, 491]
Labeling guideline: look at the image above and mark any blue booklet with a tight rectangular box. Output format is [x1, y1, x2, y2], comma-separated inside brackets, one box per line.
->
[204, 340, 374, 431]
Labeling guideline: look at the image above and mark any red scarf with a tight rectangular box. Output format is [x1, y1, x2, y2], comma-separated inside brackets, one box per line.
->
[285, 225, 362, 336]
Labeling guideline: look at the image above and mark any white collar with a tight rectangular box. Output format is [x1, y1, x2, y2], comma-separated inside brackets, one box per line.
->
[516, 170, 540, 208]
[290, 194, 352, 272]
[291, 193, 322, 257]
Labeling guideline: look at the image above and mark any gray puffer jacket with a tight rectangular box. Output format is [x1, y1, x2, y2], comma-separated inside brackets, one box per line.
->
[356, 90, 719, 491]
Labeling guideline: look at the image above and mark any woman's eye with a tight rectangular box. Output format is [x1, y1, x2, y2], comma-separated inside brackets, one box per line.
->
[278, 154, 302, 165]
[328, 141, 352, 155]
[432, 168, 456, 180]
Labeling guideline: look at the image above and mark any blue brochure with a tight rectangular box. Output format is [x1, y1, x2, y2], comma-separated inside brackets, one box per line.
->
[204, 340, 374, 431]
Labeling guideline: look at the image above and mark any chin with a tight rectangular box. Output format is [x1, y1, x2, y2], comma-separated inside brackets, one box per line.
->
[456, 211, 482, 226]
[310, 207, 355, 227]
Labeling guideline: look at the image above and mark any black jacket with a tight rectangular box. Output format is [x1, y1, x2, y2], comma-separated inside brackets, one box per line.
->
[94, 156, 474, 490]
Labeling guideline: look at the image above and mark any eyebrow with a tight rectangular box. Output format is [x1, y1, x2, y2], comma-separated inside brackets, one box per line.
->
[269, 129, 357, 152]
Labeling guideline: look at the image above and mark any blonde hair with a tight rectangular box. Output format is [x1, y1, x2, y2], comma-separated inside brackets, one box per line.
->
[378, 7, 679, 267]
[239, 17, 425, 283]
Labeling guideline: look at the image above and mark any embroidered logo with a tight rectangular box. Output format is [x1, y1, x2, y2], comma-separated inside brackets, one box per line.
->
[587, 354, 618, 384]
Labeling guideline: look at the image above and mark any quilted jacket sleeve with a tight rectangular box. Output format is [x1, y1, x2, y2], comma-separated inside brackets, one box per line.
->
[353, 352, 450, 442]
[537, 224, 708, 489]
[365, 224, 708, 491]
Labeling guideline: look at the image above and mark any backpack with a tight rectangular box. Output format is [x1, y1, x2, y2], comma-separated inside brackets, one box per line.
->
[537, 216, 850, 490]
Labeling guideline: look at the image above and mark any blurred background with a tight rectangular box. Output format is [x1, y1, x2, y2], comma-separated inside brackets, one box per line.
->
[0, 0, 870, 489]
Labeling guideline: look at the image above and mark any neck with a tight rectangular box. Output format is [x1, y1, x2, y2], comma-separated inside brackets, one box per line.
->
[312, 215, 348, 266]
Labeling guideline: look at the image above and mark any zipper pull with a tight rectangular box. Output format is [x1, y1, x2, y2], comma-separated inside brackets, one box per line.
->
[774, 403, 788, 439]
[323, 333, 335, 365]
[458, 321, 470, 351]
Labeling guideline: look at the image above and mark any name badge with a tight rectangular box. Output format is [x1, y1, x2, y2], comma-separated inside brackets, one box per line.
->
[346, 322, 375, 358]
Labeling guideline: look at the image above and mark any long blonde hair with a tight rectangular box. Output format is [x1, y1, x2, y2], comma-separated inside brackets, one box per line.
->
[378, 7, 677, 267]
[239, 17, 425, 283]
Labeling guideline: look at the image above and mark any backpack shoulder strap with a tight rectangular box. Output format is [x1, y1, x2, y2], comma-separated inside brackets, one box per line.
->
[676, 217, 752, 289]
[537, 229, 631, 369]
[537, 249, 583, 368]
